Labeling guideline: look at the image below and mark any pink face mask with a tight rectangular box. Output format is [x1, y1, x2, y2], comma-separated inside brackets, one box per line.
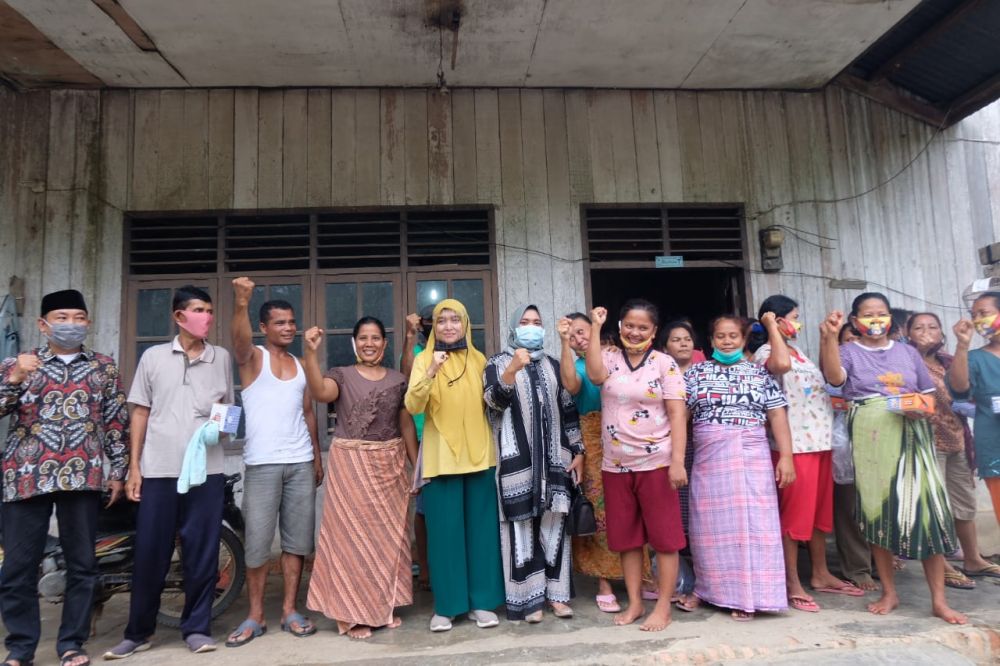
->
[176, 311, 214, 339]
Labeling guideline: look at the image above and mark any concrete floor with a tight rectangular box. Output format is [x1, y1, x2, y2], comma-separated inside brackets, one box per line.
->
[21, 548, 1000, 666]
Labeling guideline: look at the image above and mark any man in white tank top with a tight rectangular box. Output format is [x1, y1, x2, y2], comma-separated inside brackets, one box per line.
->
[225, 278, 322, 647]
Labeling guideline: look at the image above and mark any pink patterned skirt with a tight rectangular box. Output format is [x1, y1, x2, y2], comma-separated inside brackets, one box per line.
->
[689, 423, 787, 613]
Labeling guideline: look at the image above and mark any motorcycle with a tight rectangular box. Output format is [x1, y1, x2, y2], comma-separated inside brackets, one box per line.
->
[35, 473, 247, 630]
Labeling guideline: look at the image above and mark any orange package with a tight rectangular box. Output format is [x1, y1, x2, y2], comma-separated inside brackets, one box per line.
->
[885, 393, 936, 416]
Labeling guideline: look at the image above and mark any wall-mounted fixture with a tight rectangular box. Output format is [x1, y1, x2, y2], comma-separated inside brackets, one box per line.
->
[828, 278, 868, 291]
[759, 227, 785, 272]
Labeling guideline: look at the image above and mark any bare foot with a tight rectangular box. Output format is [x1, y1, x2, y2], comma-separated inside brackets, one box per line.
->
[346, 625, 373, 639]
[639, 604, 672, 632]
[388, 616, 402, 629]
[932, 603, 968, 625]
[851, 576, 879, 592]
[867, 593, 899, 615]
[893, 557, 906, 571]
[614, 604, 645, 626]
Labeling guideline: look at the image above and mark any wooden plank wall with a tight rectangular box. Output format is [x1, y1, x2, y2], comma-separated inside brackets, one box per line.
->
[1, 86, 999, 359]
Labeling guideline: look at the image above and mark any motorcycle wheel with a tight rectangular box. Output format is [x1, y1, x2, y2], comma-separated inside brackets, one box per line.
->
[156, 525, 246, 628]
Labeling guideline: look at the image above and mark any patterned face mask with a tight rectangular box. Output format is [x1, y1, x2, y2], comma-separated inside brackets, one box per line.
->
[778, 319, 802, 339]
[973, 313, 1000, 340]
[855, 316, 891, 337]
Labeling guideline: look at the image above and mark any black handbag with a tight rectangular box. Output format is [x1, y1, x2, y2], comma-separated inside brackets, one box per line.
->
[567, 484, 597, 537]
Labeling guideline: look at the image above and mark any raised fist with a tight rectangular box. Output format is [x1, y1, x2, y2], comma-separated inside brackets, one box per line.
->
[820, 311, 844, 338]
[591, 307, 608, 327]
[8, 353, 41, 384]
[510, 348, 532, 372]
[232, 277, 255, 304]
[556, 317, 572, 340]
[431, 350, 449, 370]
[953, 319, 974, 346]
[760, 311, 777, 330]
[405, 313, 422, 336]
[304, 326, 324, 353]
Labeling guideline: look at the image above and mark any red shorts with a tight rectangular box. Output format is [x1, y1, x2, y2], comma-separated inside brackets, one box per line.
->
[602, 467, 686, 553]
[772, 450, 834, 541]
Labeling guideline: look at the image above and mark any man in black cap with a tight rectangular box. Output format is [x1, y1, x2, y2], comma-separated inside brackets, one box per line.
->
[0, 289, 129, 666]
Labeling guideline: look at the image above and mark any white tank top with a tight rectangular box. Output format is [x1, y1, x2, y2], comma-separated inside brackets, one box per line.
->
[241, 346, 314, 465]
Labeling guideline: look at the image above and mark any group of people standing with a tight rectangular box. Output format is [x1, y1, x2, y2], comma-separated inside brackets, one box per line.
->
[1, 282, 999, 666]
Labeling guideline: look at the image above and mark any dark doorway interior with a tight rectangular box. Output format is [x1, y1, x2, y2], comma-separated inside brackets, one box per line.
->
[589, 267, 747, 353]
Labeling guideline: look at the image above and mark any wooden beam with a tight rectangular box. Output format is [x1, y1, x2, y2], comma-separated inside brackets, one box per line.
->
[0, 0, 103, 88]
[835, 73, 946, 127]
[90, 0, 156, 51]
[946, 70, 1000, 126]
[871, 0, 986, 83]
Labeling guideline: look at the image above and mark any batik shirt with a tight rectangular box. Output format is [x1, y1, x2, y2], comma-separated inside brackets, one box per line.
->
[598, 348, 686, 473]
[753, 342, 834, 453]
[0, 346, 129, 502]
[685, 360, 787, 428]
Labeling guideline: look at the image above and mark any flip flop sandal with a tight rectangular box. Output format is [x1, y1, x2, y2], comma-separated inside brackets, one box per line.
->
[281, 612, 317, 637]
[60, 650, 90, 666]
[813, 581, 865, 597]
[730, 610, 754, 622]
[595, 594, 621, 613]
[944, 570, 976, 590]
[789, 595, 820, 613]
[549, 603, 574, 618]
[962, 563, 1000, 579]
[641, 589, 660, 601]
[225, 619, 267, 648]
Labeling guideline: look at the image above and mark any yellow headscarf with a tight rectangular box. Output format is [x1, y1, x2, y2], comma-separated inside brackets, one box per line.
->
[418, 298, 489, 465]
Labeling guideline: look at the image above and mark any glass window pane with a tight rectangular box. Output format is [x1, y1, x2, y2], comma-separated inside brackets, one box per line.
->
[416, 280, 447, 313]
[269, 284, 303, 319]
[362, 282, 394, 329]
[472, 328, 486, 354]
[325, 283, 358, 330]
[382, 337, 395, 369]
[135, 341, 160, 370]
[248, 286, 267, 326]
[326, 334, 355, 369]
[137, 289, 172, 337]
[453, 279, 485, 325]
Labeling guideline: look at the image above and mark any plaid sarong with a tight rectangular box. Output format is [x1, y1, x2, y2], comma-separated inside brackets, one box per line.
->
[690, 423, 787, 613]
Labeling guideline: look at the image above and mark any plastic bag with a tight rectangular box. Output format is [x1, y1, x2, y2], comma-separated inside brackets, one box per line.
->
[831, 412, 854, 484]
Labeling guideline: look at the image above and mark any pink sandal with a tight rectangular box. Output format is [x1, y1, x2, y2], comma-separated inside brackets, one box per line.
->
[595, 594, 621, 613]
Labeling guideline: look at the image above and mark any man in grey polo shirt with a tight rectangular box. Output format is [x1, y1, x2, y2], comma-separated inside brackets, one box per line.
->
[225, 277, 322, 647]
[105, 285, 234, 659]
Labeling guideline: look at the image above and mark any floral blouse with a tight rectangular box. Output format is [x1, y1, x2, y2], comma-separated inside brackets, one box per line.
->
[753, 342, 834, 454]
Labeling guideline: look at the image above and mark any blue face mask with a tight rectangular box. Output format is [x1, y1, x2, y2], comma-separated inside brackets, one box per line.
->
[514, 325, 545, 350]
[712, 347, 744, 365]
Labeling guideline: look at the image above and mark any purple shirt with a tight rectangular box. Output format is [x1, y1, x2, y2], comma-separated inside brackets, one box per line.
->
[839, 341, 933, 400]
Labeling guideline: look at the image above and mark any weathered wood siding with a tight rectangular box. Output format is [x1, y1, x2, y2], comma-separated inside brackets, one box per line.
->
[2, 87, 999, 358]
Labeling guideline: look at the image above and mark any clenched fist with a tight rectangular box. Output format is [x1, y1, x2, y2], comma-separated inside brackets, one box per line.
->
[820, 311, 844, 339]
[232, 277, 255, 305]
[556, 317, 572, 341]
[953, 319, 974, 347]
[8, 353, 41, 384]
[509, 348, 532, 373]
[405, 313, 422, 336]
[427, 350, 449, 378]
[591, 307, 608, 327]
[304, 326, 324, 353]
[760, 311, 778, 330]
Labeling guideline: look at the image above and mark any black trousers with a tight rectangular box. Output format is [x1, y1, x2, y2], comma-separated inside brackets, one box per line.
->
[0, 491, 101, 662]
[124, 475, 223, 641]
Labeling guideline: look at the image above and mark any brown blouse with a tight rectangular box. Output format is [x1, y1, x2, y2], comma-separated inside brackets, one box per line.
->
[325, 366, 407, 441]
[924, 359, 965, 454]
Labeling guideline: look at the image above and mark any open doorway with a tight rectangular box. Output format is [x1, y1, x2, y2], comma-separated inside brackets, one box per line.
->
[589, 267, 747, 354]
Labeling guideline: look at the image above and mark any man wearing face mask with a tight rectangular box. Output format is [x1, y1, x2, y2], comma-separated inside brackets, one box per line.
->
[105, 286, 234, 659]
[0, 289, 128, 666]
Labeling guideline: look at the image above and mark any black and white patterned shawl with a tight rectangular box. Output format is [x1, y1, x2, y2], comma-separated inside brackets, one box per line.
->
[484, 351, 584, 523]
